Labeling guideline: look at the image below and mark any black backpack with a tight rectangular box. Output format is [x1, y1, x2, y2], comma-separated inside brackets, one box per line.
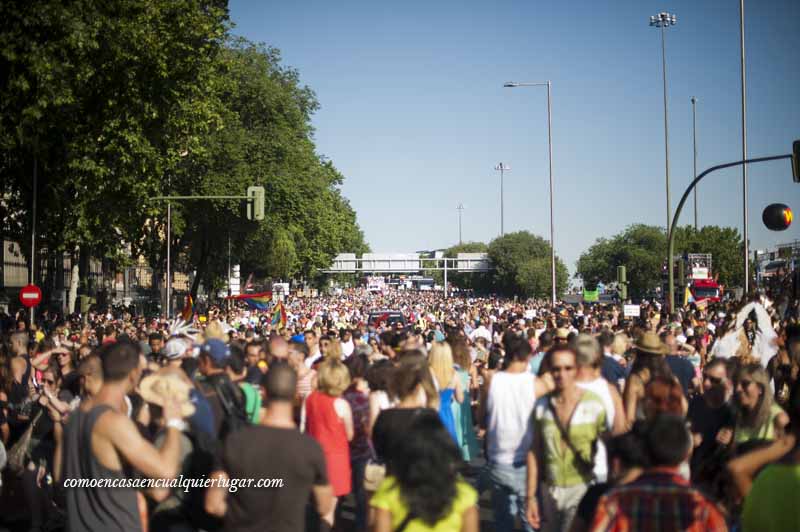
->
[212, 379, 249, 440]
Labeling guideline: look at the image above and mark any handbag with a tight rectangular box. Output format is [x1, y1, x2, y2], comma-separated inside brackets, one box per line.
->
[7, 410, 43, 476]
[363, 439, 386, 492]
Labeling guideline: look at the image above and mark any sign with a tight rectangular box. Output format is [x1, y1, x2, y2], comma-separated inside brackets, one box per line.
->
[623, 304, 640, 318]
[690, 267, 709, 279]
[19, 284, 42, 308]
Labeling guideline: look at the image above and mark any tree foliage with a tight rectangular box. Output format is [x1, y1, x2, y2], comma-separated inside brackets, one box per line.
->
[0, 3, 368, 302]
[487, 231, 568, 298]
[576, 224, 745, 299]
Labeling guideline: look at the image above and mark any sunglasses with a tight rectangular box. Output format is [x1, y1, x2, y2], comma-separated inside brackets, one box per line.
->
[703, 374, 724, 386]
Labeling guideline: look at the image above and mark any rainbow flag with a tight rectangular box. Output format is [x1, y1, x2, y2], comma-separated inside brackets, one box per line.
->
[181, 295, 194, 321]
[226, 292, 272, 310]
[271, 301, 287, 328]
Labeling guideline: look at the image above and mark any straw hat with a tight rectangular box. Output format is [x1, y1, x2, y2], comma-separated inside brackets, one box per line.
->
[139, 369, 196, 417]
[555, 328, 570, 340]
[634, 331, 666, 356]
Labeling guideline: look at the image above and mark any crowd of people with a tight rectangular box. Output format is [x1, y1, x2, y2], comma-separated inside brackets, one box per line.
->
[0, 287, 798, 532]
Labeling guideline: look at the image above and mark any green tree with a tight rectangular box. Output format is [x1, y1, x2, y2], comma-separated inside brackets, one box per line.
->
[0, 0, 229, 306]
[576, 224, 745, 299]
[576, 224, 666, 299]
[487, 231, 568, 298]
[672, 225, 744, 287]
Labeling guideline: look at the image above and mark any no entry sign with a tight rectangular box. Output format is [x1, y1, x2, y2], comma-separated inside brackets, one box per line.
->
[19, 284, 42, 308]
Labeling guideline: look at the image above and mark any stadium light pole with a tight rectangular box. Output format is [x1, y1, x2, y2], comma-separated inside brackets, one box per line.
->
[650, 12, 676, 290]
[503, 81, 556, 307]
[494, 163, 510, 236]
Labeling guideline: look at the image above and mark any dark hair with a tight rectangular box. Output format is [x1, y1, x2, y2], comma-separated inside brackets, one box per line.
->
[598, 329, 615, 349]
[289, 339, 309, 358]
[390, 350, 434, 402]
[487, 348, 503, 370]
[365, 359, 392, 391]
[345, 353, 369, 380]
[226, 350, 246, 375]
[392, 410, 461, 525]
[643, 414, 691, 467]
[606, 429, 650, 471]
[99, 340, 141, 382]
[181, 357, 199, 380]
[261, 364, 297, 403]
[148, 332, 162, 343]
[538, 330, 554, 350]
[504, 336, 532, 363]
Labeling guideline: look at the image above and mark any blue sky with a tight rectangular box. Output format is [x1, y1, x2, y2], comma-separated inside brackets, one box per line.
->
[229, 0, 800, 276]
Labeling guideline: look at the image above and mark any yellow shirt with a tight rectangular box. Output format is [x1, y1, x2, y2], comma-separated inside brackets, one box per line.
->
[370, 476, 477, 531]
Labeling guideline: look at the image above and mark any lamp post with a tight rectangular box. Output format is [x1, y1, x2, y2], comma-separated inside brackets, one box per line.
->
[691, 96, 698, 229]
[739, 0, 749, 293]
[503, 81, 556, 307]
[650, 12, 677, 262]
[494, 163, 510, 236]
[457, 203, 464, 244]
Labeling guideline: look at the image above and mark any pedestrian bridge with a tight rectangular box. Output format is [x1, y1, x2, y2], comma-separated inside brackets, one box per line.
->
[321, 253, 491, 274]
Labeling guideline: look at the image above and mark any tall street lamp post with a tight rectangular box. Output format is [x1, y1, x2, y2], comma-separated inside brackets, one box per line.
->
[494, 163, 510, 236]
[457, 203, 464, 245]
[691, 96, 699, 229]
[650, 12, 677, 269]
[503, 81, 556, 307]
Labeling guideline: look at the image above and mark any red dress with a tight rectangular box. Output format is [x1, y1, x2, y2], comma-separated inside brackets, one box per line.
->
[305, 391, 352, 496]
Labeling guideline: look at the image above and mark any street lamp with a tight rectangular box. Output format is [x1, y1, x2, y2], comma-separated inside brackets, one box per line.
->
[503, 81, 557, 307]
[691, 96, 699, 229]
[457, 203, 465, 244]
[494, 163, 510, 236]
[650, 12, 677, 272]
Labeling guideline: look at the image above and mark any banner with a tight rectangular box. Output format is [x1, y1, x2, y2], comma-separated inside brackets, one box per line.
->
[583, 289, 599, 302]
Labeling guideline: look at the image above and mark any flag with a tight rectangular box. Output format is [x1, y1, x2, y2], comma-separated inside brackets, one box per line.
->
[244, 272, 255, 291]
[226, 291, 272, 310]
[583, 289, 599, 302]
[181, 295, 194, 321]
[684, 286, 695, 306]
[271, 301, 287, 328]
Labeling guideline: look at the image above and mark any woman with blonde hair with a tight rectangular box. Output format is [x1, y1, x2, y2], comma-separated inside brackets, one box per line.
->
[305, 358, 354, 526]
[729, 363, 789, 446]
[428, 342, 463, 443]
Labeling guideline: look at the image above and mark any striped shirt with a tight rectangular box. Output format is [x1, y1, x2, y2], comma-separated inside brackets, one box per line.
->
[533, 390, 606, 487]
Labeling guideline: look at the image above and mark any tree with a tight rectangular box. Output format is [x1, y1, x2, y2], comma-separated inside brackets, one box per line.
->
[487, 231, 568, 298]
[0, 0, 229, 308]
[576, 224, 745, 299]
[672, 225, 744, 287]
[576, 224, 666, 299]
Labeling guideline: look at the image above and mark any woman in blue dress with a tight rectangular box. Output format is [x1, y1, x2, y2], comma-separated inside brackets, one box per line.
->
[428, 342, 463, 443]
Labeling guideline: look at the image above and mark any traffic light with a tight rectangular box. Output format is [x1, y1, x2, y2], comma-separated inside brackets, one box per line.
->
[762, 203, 793, 231]
[793, 140, 800, 183]
[247, 186, 265, 221]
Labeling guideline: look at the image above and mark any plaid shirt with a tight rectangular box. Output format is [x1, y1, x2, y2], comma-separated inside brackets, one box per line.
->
[591, 467, 728, 532]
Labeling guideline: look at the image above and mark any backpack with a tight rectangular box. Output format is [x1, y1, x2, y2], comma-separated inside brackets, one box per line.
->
[212, 378, 249, 440]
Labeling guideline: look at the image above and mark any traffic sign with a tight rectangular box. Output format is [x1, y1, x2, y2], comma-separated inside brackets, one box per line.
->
[19, 284, 42, 308]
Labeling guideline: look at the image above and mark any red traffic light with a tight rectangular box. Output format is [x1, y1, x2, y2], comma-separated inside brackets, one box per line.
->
[762, 203, 793, 231]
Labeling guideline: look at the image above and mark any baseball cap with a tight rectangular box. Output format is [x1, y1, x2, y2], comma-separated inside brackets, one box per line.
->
[200, 338, 230, 365]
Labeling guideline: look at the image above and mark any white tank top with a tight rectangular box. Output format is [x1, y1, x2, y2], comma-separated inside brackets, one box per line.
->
[486, 371, 537, 465]
[577, 377, 614, 482]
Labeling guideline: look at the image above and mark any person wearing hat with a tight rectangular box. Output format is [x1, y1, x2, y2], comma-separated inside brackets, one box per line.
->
[196, 339, 247, 441]
[163, 337, 192, 369]
[622, 332, 674, 426]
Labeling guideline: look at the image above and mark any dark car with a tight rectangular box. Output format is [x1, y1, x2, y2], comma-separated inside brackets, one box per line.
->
[367, 310, 406, 328]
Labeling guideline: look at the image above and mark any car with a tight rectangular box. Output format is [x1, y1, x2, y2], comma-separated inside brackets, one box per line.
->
[367, 310, 406, 328]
